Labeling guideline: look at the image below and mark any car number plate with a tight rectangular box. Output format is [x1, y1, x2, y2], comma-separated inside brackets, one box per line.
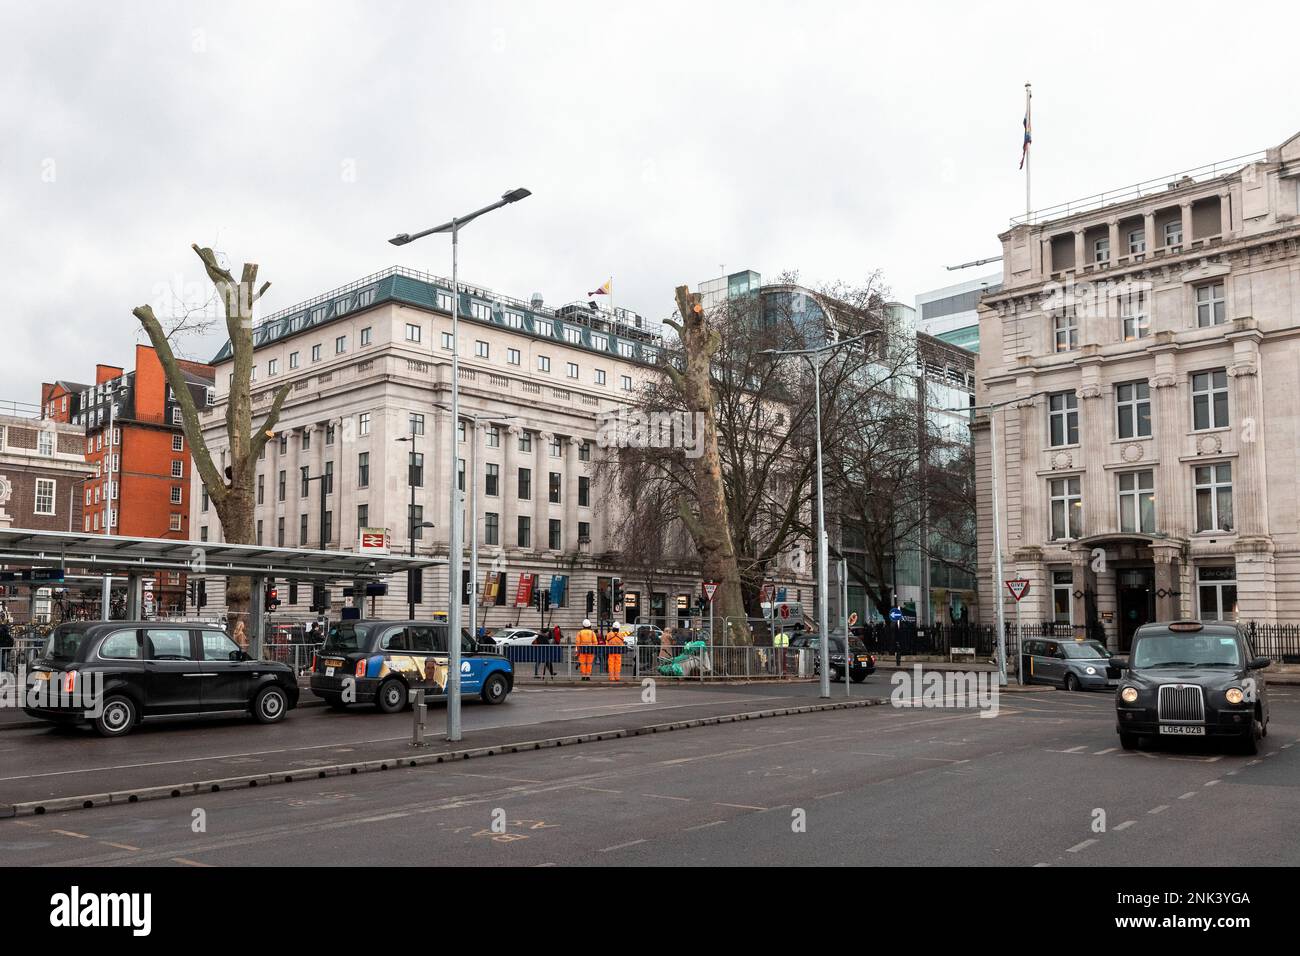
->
[1159, 724, 1205, 736]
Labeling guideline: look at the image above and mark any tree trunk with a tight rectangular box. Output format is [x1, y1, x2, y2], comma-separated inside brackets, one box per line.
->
[670, 286, 748, 645]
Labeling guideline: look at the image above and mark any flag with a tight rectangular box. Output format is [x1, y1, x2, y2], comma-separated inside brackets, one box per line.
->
[587, 279, 611, 297]
[1019, 106, 1032, 169]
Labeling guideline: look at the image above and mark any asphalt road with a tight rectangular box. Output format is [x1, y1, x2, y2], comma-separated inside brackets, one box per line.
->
[3, 681, 1297, 866]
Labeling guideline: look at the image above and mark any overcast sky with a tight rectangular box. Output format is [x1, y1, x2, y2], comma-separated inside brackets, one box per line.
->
[2, 0, 1297, 401]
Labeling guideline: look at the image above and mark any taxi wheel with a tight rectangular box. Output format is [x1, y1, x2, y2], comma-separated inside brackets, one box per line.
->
[481, 673, 509, 705]
[94, 696, 137, 738]
[252, 686, 288, 724]
[1063, 673, 1079, 692]
[1119, 731, 1139, 751]
[1239, 720, 1261, 756]
[376, 678, 407, 714]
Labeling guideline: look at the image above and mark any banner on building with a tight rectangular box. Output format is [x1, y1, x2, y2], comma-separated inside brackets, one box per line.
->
[515, 573, 537, 608]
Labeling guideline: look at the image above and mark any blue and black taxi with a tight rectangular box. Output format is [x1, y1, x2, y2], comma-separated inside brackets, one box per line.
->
[310, 619, 514, 712]
[1115, 620, 1271, 754]
[23, 621, 299, 737]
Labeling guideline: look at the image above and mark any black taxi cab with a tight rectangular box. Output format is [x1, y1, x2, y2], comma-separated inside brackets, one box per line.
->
[310, 619, 514, 712]
[23, 621, 299, 737]
[1115, 620, 1271, 754]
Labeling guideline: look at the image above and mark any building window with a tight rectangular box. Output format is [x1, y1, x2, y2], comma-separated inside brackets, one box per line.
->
[326, 423, 335, 445]
[200, 525, 208, 542]
[409, 504, 425, 540]
[311, 344, 322, 363]
[486, 425, 500, 448]
[256, 473, 264, 505]
[457, 420, 466, 443]
[323, 511, 332, 544]
[1194, 463, 1233, 532]
[441, 332, 454, 351]
[300, 514, 308, 545]
[277, 470, 286, 502]
[471, 302, 494, 321]
[1093, 236, 1109, 263]
[302, 430, 311, 451]
[484, 512, 499, 546]
[1127, 228, 1145, 256]
[358, 452, 369, 488]
[592, 333, 608, 351]
[1197, 565, 1237, 621]
[549, 518, 562, 550]
[507, 348, 521, 366]
[595, 369, 606, 386]
[549, 436, 561, 458]
[359, 412, 370, 436]
[172, 408, 183, 425]
[566, 362, 579, 379]
[549, 472, 562, 504]
[578, 441, 591, 462]
[578, 521, 591, 541]
[409, 413, 425, 436]
[1191, 370, 1229, 430]
[620, 375, 633, 392]
[172, 434, 184, 452]
[1120, 290, 1149, 341]
[436, 290, 454, 312]
[324, 460, 334, 494]
[1048, 392, 1079, 447]
[256, 520, 264, 545]
[335, 335, 347, 354]
[279, 435, 287, 454]
[578, 476, 590, 506]
[517, 515, 531, 549]
[518, 467, 531, 500]
[289, 351, 300, 369]
[1118, 470, 1156, 533]
[518, 431, 532, 452]
[1052, 570, 1073, 624]
[170, 514, 182, 532]
[34, 478, 55, 515]
[170, 486, 182, 505]
[1195, 282, 1226, 327]
[504, 311, 524, 329]
[301, 466, 310, 497]
[1048, 476, 1082, 540]
[1052, 309, 1078, 352]
[268, 358, 279, 376]
[563, 325, 582, 345]
[408, 452, 424, 488]
[172, 460, 184, 478]
[1164, 219, 1183, 247]
[357, 504, 368, 529]
[457, 458, 465, 492]
[485, 463, 499, 497]
[1115, 381, 1151, 439]
[203, 485, 211, 511]
[362, 326, 375, 346]
[475, 340, 489, 358]
[537, 355, 551, 373]
[277, 517, 285, 547]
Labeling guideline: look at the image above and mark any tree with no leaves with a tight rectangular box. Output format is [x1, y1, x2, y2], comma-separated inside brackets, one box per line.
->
[132, 245, 292, 622]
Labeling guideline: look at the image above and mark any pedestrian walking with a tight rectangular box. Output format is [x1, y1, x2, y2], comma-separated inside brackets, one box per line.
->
[605, 627, 625, 682]
[658, 627, 675, 668]
[534, 626, 557, 679]
[576, 619, 598, 681]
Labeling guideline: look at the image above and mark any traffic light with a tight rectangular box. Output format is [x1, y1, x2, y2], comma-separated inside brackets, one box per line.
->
[407, 568, 423, 605]
[196, 579, 207, 609]
[265, 582, 281, 611]
[186, 579, 197, 607]
[611, 576, 623, 610]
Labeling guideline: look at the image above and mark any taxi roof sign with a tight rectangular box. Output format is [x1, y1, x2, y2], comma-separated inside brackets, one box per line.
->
[1168, 621, 1205, 632]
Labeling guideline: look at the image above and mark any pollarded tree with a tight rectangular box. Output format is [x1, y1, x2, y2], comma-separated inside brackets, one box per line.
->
[132, 245, 292, 623]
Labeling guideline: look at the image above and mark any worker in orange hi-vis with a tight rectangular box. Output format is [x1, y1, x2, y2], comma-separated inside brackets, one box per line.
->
[605, 627, 625, 682]
[575, 619, 599, 681]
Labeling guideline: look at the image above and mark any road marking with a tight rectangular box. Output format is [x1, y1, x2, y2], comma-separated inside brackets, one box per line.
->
[171, 857, 210, 867]
[1093, 748, 1117, 755]
[1204, 779, 1220, 787]
[1066, 839, 1096, 853]
[1148, 805, 1169, 814]
[100, 842, 140, 851]
[684, 820, 726, 832]
[1032, 862, 1051, 867]
[1113, 821, 1136, 831]
[814, 792, 844, 800]
[715, 802, 766, 810]
[50, 829, 88, 839]
[1178, 792, 1197, 800]
[600, 839, 646, 852]
[641, 793, 691, 802]
[357, 812, 410, 823]
[580, 787, 624, 794]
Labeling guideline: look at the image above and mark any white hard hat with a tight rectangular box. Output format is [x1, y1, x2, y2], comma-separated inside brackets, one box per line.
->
[583, 619, 591, 627]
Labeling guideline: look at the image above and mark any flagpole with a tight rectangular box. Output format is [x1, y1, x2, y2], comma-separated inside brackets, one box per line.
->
[1025, 82, 1032, 221]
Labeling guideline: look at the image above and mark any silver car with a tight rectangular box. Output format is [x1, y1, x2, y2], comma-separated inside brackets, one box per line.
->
[1022, 637, 1120, 691]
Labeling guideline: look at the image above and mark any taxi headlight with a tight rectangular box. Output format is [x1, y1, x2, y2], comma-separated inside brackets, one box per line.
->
[1085, 666, 1097, 675]
[1225, 687, 1245, 705]
[1120, 686, 1139, 704]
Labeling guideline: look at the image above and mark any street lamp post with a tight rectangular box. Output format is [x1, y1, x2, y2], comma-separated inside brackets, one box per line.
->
[396, 431, 435, 619]
[389, 187, 531, 742]
[761, 332, 870, 700]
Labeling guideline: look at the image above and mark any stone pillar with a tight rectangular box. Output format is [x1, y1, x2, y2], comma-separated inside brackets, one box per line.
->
[1070, 549, 1091, 636]
[564, 436, 581, 551]
[1151, 374, 1185, 538]
[1107, 218, 1120, 264]
[1073, 230, 1085, 271]
[1229, 357, 1267, 539]
[1143, 211, 1156, 253]
[1017, 397, 1044, 546]
[1042, 236, 1054, 275]
[1179, 202, 1193, 245]
[503, 425, 520, 551]
[1219, 191, 1233, 238]
[1153, 547, 1177, 622]
[538, 431, 554, 551]
[1079, 385, 1107, 537]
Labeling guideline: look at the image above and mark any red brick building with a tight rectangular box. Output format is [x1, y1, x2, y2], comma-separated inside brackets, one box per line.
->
[39, 380, 90, 424]
[66, 345, 215, 614]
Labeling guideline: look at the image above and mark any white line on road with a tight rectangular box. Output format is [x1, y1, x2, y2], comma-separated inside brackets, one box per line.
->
[600, 839, 647, 852]
[684, 820, 726, 832]
[1067, 839, 1096, 853]
[715, 802, 767, 810]
[1178, 792, 1197, 800]
[641, 793, 691, 802]
[1093, 748, 1117, 755]
[1113, 821, 1136, 831]
[356, 812, 411, 824]
[1204, 779, 1220, 787]
[1148, 805, 1169, 814]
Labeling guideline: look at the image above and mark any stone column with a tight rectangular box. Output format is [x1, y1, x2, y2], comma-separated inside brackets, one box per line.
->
[1107, 219, 1120, 264]
[1143, 211, 1156, 253]
[1079, 385, 1107, 538]
[1017, 397, 1044, 547]
[503, 425, 520, 551]
[1042, 236, 1054, 275]
[1152, 546, 1177, 622]
[1179, 202, 1193, 246]
[1229, 357, 1266, 539]
[538, 431, 554, 551]
[1073, 230, 1085, 271]
[1219, 190, 1233, 238]
[564, 436, 581, 551]
[1151, 373, 1185, 538]
[1070, 548, 1091, 636]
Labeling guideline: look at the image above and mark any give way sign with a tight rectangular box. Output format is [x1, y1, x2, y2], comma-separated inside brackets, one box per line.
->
[1005, 579, 1031, 602]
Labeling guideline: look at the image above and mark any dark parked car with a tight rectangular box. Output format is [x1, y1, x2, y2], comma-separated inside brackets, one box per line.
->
[1115, 620, 1271, 753]
[790, 632, 876, 682]
[23, 622, 299, 737]
[1023, 637, 1120, 691]
[310, 619, 514, 712]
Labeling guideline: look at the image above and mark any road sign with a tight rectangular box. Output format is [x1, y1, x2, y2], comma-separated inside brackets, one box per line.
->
[702, 582, 718, 603]
[889, 607, 903, 622]
[1005, 579, 1031, 602]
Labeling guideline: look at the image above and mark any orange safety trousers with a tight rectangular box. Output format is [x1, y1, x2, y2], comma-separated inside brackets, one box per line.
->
[578, 653, 594, 676]
[607, 652, 623, 681]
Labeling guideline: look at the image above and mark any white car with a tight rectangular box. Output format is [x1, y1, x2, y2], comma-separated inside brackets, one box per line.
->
[487, 628, 542, 647]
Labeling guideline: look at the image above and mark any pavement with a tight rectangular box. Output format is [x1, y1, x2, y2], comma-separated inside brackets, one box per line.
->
[3, 681, 1297, 866]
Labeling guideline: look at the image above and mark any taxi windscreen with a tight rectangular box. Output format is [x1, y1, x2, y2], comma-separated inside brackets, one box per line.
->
[1132, 634, 1241, 669]
[43, 624, 92, 663]
[323, 622, 372, 654]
